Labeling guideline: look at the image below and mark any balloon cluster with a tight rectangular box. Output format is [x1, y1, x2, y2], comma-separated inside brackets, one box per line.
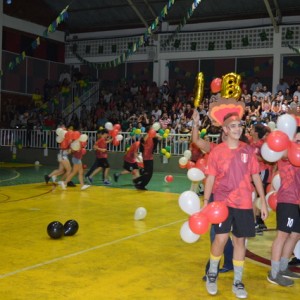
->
[56, 127, 88, 155]
[255, 173, 280, 212]
[210, 72, 242, 99]
[151, 122, 170, 139]
[261, 114, 299, 166]
[105, 122, 123, 146]
[161, 146, 171, 159]
[178, 150, 207, 173]
[178, 191, 228, 243]
[47, 220, 79, 239]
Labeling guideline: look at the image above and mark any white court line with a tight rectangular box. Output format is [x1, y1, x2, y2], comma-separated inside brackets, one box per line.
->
[0, 218, 187, 279]
[0, 170, 20, 183]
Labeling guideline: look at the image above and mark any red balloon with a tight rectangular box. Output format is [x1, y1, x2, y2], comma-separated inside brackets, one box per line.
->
[110, 129, 119, 138]
[60, 139, 70, 150]
[64, 131, 73, 141]
[266, 183, 273, 194]
[195, 158, 207, 172]
[164, 175, 174, 183]
[268, 192, 277, 211]
[81, 141, 87, 148]
[112, 138, 120, 146]
[266, 131, 290, 152]
[179, 163, 187, 169]
[148, 128, 156, 138]
[188, 212, 209, 234]
[186, 160, 196, 169]
[81, 148, 87, 155]
[288, 142, 300, 167]
[72, 131, 81, 140]
[206, 201, 229, 224]
[113, 124, 121, 131]
[210, 78, 222, 93]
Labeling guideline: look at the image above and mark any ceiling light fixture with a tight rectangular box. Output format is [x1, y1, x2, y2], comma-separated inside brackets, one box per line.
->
[6, 0, 12, 4]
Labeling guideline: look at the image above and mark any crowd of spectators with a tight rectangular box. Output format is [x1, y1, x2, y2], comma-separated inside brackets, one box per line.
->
[2, 75, 300, 147]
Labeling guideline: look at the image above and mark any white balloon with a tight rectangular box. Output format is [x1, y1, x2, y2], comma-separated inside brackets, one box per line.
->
[105, 122, 113, 131]
[255, 197, 262, 210]
[267, 121, 276, 131]
[261, 142, 284, 162]
[179, 156, 188, 166]
[276, 114, 297, 140]
[79, 134, 88, 142]
[34, 161, 40, 166]
[294, 240, 300, 258]
[56, 135, 64, 143]
[187, 167, 205, 182]
[180, 221, 200, 243]
[56, 127, 63, 135]
[134, 207, 147, 220]
[152, 122, 161, 131]
[183, 150, 192, 159]
[70, 140, 81, 151]
[271, 173, 281, 191]
[178, 190, 201, 215]
[116, 134, 123, 141]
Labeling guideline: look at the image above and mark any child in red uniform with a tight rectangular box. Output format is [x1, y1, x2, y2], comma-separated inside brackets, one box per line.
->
[203, 100, 268, 299]
[85, 129, 112, 185]
[133, 127, 160, 190]
[267, 130, 300, 286]
[113, 141, 140, 184]
[249, 124, 272, 234]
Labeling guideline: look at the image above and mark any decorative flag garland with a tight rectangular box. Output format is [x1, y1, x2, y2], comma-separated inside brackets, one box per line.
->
[0, 5, 69, 78]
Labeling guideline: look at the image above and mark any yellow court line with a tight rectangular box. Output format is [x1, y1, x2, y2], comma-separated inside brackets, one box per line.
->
[0, 218, 187, 279]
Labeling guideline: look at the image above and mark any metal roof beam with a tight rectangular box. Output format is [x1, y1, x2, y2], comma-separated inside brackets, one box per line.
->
[263, 0, 279, 33]
[127, 0, 149, 29]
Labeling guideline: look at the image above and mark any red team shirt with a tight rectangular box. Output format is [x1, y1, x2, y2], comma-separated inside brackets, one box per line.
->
[143, 137, 154, 160]
[206, 141, 260, 209]
[96, 138, 108, 159]
[277, 159, 300, 205]
[124, 142, 139, 163]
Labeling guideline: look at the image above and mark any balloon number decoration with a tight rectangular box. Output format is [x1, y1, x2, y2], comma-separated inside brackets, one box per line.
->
[193, 72, 204, 108]
[221, 72, 242, 99]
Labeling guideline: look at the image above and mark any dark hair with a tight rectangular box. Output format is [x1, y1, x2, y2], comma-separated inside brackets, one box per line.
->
[97, 128, 108, 135]
[223, 112, 239, 123]
[254, 124, 270, 139]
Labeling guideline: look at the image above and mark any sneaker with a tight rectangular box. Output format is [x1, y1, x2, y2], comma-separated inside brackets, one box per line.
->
[267, 271, 294, 286]
[51, 176, 57, 183]
[289, 257, 300, 266]
[232, 281, 248, 299]
[255, 224, 263, 236]
[44, 175, 50, 184]
[60, 181, 66, 190]
[206, 272, 218, 295]
[280, 268, 300, 279]
[103, 180, 111, 185]
[256, 216, 268, 230]
[67, 181, 76, 187]
[219, 266, 233, 273]
[135, 184, 147, 191]
[113, 173, 119, 183]
[81, 184, 90, 191]
[86, 176, 93, 184]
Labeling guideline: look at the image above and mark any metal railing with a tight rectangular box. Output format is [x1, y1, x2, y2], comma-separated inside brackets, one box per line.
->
[0, 129, 220, 156]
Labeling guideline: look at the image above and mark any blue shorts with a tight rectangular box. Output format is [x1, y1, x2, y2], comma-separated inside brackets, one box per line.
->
[72, 157, 82, 165]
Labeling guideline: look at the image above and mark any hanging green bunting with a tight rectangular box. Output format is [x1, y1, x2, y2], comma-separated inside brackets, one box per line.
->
[259, 30, 268, 41]
[225, 41, 232, 50]
[285, 29, 294, 40]
[208, 42, 215, 51]
[242, 36, 249, 46]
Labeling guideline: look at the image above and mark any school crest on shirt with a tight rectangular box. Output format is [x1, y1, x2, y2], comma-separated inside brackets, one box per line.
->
[241, 153, 248, 163]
